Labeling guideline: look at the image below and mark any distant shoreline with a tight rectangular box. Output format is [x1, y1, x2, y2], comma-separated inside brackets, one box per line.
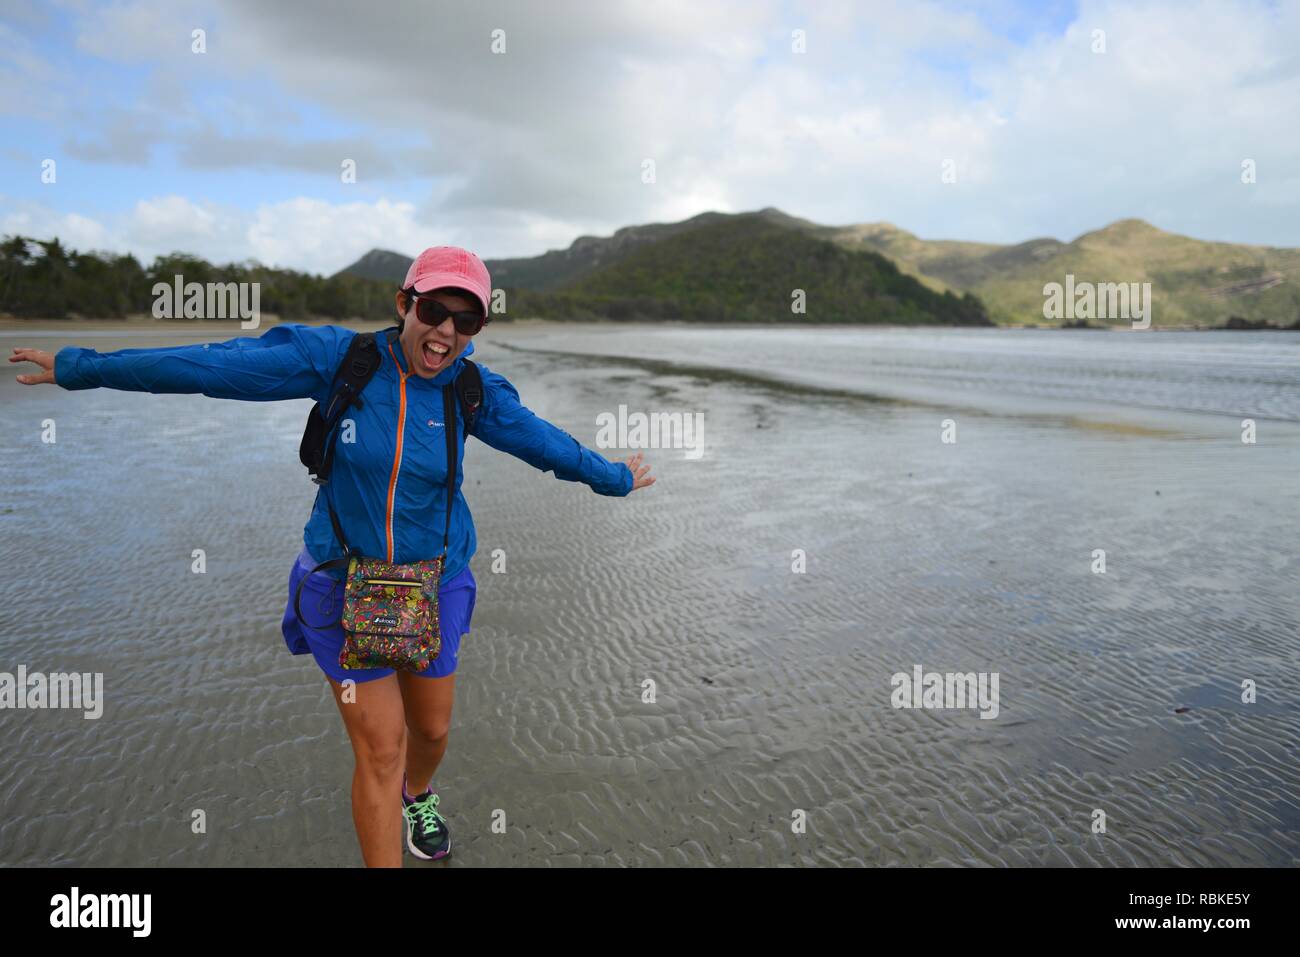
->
[3, 314, 1297, 333]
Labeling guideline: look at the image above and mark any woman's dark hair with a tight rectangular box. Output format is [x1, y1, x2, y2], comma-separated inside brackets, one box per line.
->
[396, 286, 414, 332]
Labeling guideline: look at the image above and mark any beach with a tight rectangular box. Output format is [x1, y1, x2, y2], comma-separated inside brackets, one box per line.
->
[1, 321, 1297, 866]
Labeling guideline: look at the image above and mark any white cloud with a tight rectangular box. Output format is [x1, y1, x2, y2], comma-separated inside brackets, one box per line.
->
[0, 194, 436, 273]
[246, 197, 426, 272]
[1, 205, 108, 251]
[132, 195, 220, 243]
[3, 0, 1298, 259]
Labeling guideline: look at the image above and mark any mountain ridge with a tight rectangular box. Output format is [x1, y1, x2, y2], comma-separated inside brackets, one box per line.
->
[335, 210, 1300, 327]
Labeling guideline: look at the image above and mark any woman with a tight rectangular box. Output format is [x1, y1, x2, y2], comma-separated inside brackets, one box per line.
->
[10, 245, 655, 867]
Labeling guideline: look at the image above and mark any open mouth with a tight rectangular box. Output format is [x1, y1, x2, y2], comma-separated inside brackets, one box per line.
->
[421, 340, 451, 371]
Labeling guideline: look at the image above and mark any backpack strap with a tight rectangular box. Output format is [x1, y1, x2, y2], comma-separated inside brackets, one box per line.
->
[455, 358, 483, 435]
[299, 330, 386, 484]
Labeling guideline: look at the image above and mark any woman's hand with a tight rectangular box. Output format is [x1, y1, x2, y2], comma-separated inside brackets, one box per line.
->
[10, 347, 57, 385]
[620, 451, 656, 492]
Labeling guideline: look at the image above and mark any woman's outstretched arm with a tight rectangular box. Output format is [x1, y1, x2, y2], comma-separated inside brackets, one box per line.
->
[10, 324, 354, 402]
[471, 363, 655, 496]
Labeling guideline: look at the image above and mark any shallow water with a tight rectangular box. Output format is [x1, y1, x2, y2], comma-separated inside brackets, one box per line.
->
[1, 322, 1297, 866]
[500, 324, 1300, 427]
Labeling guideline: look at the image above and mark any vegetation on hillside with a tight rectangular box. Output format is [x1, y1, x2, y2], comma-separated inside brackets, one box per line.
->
[3, 216, 990, 326]
[13, 205, 1293, 328]
[503, 215, 990, 324]
[833, 219, 1300, 327]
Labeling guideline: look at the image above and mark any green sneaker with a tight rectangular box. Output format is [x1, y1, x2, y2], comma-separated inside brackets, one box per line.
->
[402, 789, 451, 861]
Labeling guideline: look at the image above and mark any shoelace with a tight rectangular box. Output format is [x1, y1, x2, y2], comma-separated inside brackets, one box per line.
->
[404, 792, 445, 834]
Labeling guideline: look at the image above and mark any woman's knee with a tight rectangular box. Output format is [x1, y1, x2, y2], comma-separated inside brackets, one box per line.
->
[327, 673, 406, 776]
[353, 734, 407, 777]
[407, 716, 451, 747]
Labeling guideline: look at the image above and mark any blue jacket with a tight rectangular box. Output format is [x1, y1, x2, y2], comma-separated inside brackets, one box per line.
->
[55, 324, 633, 580]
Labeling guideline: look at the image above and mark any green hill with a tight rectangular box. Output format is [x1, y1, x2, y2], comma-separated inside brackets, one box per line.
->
[334, 248, 412, 284]
[333, 209, 989, 324]
[334, 208, 825, 292]
[832, 218, 1300, 327]
[503, 213, 989, 324]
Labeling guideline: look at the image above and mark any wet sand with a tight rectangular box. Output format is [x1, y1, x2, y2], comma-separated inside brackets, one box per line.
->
[1, 322, 1297, 866]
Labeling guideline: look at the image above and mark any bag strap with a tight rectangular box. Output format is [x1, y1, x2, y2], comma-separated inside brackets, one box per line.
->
[299, 385, 457, 625]
[296, 342, 462, 626]
[293, 554, 349, 629]
[440, 378, 458, 559]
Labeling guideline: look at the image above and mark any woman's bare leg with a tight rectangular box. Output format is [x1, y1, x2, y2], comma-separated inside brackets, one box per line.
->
[325, 673, 407, 867]
[396, 672, 456, 795]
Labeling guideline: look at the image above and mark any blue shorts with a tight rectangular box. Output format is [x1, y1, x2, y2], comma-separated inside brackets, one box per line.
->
[280, 546, 477, 683]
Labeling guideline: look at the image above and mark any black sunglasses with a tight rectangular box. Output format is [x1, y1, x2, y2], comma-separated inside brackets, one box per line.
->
[403, 290, 488, 336]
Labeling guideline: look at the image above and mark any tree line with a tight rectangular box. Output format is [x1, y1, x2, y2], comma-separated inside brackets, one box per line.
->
[0, 236, 395, 321]
[2, 233, 992, 325]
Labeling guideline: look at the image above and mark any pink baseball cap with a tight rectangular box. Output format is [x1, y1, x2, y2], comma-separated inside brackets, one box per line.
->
[403, 246, 492, 316]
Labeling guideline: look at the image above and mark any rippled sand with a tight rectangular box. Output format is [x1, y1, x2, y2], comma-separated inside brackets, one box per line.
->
[1, 323, 1296, 866]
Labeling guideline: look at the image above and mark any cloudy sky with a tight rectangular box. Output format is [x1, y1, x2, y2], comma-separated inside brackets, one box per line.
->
[1, 0, 1297, 275]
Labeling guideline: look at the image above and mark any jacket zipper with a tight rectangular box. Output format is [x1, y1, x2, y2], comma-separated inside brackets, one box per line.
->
[384, 340, 410, 563]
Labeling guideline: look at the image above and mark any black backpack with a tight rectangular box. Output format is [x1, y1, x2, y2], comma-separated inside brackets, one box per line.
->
[298, 326, 483, 486]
